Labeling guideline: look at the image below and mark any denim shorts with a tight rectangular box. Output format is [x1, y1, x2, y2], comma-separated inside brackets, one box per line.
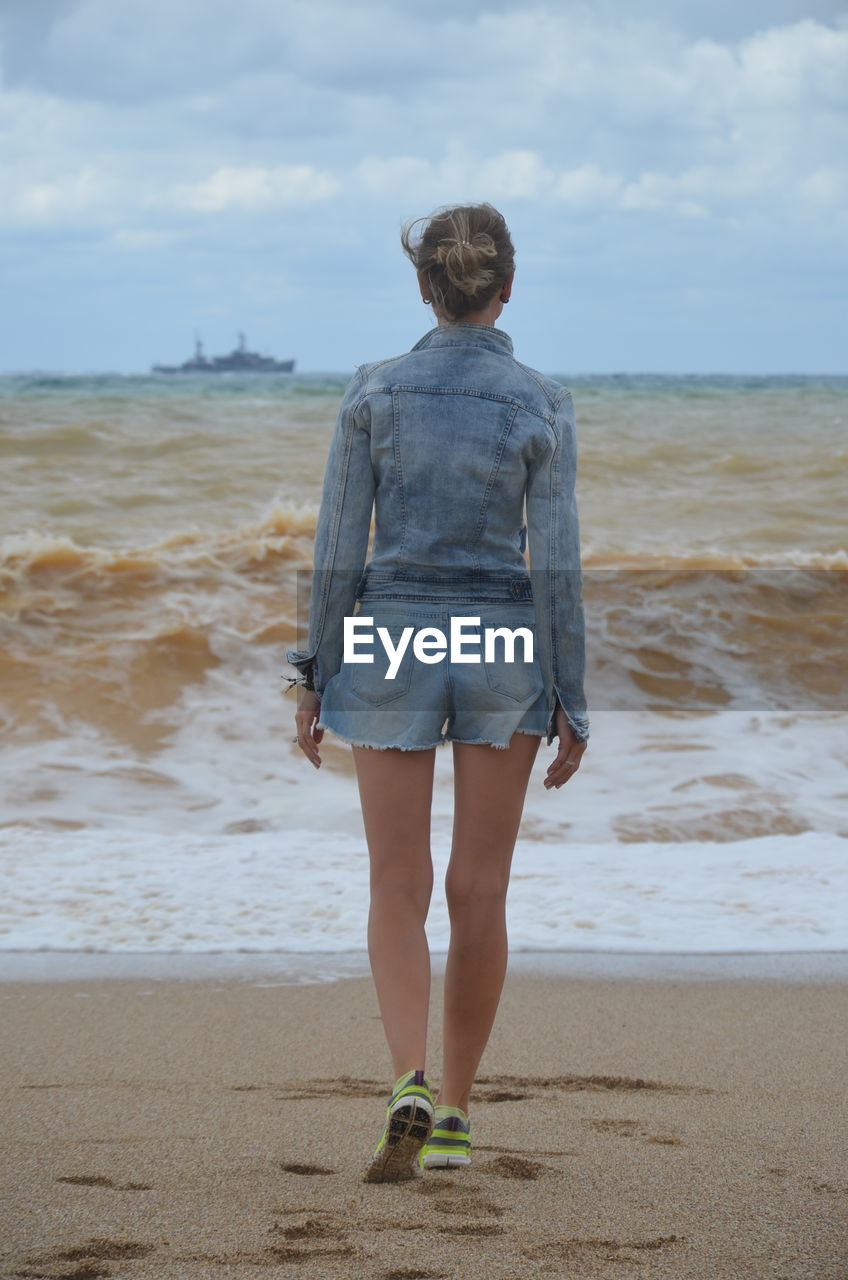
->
[318, 594, 548, 751]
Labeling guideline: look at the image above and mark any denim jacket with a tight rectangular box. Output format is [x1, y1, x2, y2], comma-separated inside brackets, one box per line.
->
[285, 322, 589, 744]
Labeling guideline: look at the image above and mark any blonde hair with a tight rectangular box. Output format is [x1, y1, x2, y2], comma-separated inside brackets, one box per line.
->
[401, 203, 515, 320]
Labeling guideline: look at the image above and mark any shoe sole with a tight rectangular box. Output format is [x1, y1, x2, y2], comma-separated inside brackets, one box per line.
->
[421, 1151, 471, 1169]
[363, 1098, 435, 1183]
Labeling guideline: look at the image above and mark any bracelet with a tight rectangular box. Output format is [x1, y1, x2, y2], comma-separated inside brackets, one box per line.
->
[281, 669, 316, 694]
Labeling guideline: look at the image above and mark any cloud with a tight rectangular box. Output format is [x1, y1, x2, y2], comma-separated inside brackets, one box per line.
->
[356, 149, 556, 203]
[0, 1, 846, 371]
[1, 163, 116, 225]
[167, 164, 340, 212]
[0, 4, 843, 232]
[736, 16, 848, 105]
[355, 150, 623, 212]
[553, 164, 624, 207]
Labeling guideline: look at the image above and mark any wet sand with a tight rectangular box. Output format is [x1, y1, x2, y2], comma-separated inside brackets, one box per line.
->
[1, 966, 846, 1279]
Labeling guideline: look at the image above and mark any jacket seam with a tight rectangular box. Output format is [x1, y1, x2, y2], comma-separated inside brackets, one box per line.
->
[364, 382, 554, 426]
[312, 366, 367, 647]
[469, 401, 519, 568]
[359, 353, 408, 378]
[390, 388, 409, 562]
[553, 385, 574, 416]
[548, 427, 562, 692]
[512, 358, 568, 410]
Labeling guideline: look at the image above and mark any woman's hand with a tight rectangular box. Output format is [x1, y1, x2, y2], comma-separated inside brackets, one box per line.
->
[294, 690, 323, 768]
[544, 702, 587, 790]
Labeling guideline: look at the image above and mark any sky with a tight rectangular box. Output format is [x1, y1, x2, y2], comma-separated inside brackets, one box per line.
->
[1, 0, 846, 374]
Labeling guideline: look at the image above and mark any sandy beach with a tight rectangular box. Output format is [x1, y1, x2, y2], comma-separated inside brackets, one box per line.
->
[1, 963, 846, 1280]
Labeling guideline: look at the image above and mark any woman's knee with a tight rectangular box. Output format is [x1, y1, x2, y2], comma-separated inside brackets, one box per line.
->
[370, 858, 434, 912]
[444, 866, 510, 915]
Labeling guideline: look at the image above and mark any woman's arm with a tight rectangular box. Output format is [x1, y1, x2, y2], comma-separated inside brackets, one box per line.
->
[285, 367, 375, 696]
[525, 388, 590, 746]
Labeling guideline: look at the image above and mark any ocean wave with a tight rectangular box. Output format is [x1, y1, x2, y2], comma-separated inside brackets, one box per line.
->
[1, 825, 845, 953]
[3, 519, 846, 588]
[0, 529, 844, 737]
[0, 505, 318, 591]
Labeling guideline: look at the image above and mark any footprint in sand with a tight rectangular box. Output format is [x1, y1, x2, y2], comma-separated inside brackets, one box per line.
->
[13, 1266, 110, 1279]
[55, 1174, 153, 1190]
[228, 1075, 390, 1100]
[584, 1117, 683, 1145]
[476, 1088, 530, 1102]
[485, 1154, 546, 1180]
[524, 1233, 684, 1265]
[34, 1239, 154, 1261]
[18, 1237, 155, 1277]
[381, 1271, 450, 1280]
[438, 1222, 506, 1237]
[417, 1185, 504, 1219]
[265, 1212, 356, 1263]
[274, 1076, 388, 1101]
[585, 1117, 641, 1135]
[477, 1071, 711, 1096]
[265, 1242, 356, 1262]
[279, 1161, 335, 1176]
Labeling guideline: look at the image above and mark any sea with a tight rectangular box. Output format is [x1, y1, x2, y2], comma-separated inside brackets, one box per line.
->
[1, 368, 846, 972]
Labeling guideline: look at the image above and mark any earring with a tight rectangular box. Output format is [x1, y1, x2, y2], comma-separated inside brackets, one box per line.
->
[422, 297, 431, 304]
[500, 296, 510, 304]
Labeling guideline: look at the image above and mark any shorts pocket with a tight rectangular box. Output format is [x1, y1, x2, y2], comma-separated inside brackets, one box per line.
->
[348, 619, 416, 706]
[482, 620, 543, 703]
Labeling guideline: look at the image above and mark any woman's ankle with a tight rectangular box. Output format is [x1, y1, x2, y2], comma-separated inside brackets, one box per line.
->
[434, 1091, 470, 1114]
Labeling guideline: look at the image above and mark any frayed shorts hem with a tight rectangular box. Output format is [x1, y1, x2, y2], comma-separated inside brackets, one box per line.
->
[318, 722, 545, 753]
[446, 729, 547, 750]
[319, 722, 444, 751]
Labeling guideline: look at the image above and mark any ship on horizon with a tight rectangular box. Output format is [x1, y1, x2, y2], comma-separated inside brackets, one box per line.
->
[152, 333, 295, 374]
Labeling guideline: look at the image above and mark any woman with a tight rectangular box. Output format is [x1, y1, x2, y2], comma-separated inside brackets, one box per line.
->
[287, 202, 589, 1183]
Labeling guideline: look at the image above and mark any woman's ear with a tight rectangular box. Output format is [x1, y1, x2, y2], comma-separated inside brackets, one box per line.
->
[500, 270, 515, 303]
[417, 269, 431, 303]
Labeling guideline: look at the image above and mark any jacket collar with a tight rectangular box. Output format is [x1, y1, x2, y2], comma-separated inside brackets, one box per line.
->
[411, 322, 514, 357]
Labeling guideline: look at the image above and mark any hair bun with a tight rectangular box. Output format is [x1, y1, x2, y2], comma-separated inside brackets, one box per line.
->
[434, 234, 498, 294]
[400, 203, 515, 319]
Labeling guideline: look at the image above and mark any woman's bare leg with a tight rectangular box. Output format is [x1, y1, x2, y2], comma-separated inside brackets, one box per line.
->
[352, 745, 437, 1079]
[438, 733, 541, 1113]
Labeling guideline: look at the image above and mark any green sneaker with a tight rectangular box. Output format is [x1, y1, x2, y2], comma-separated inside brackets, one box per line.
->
[363, 1068, 435, 1183]
[418, 1104, 472, 1169]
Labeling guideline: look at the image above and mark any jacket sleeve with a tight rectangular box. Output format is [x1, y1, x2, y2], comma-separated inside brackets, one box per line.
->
[284, 366, 374, 696]
[525, 388, 590, 744]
